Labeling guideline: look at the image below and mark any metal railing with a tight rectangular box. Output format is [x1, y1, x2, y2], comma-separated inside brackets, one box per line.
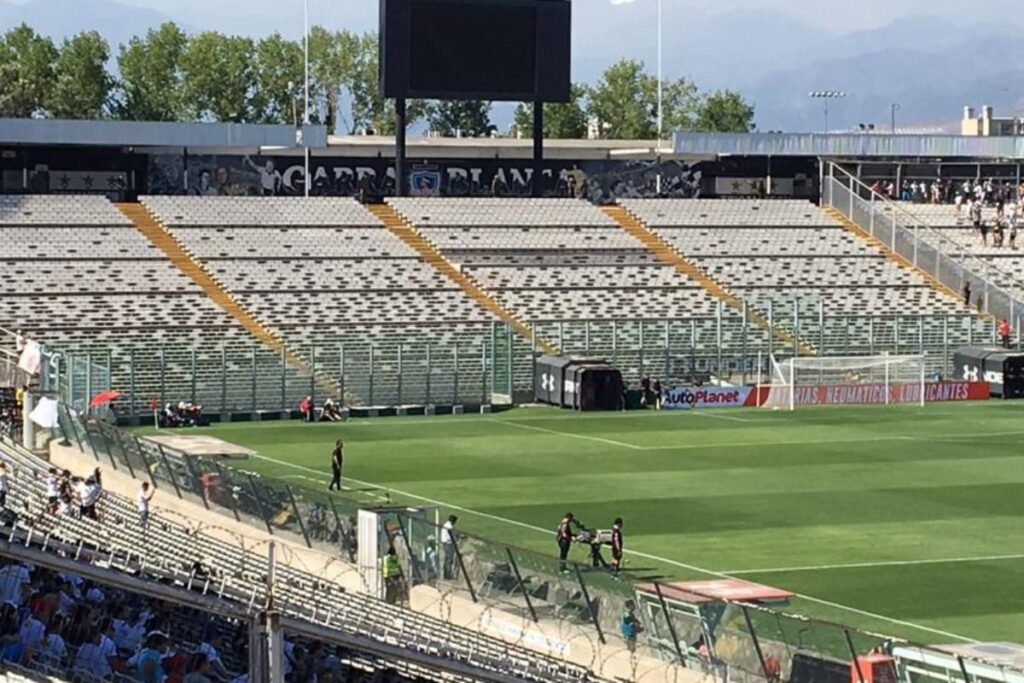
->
[37, 312, 1003, 418]
[823, 162, 1024, 326]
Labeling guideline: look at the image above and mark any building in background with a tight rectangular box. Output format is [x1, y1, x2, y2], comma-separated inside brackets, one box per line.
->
[961, 105, 1024, 137]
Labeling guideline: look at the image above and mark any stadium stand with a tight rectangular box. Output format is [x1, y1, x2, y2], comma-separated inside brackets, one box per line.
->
[886, 202, 1024, 298]
[385, 198, 771, 383]
[619, 199, 971, 362]
[140, 197, 508, 407]
[0, 196, 321, 416]
[0, 432, 615, 683]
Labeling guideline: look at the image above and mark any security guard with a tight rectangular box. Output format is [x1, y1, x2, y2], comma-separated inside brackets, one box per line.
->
[382, 545, 402, 604]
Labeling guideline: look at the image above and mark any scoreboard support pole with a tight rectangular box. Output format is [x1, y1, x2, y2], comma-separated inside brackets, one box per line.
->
[532, 100, 543, 198]
[395, 97, 407, 197]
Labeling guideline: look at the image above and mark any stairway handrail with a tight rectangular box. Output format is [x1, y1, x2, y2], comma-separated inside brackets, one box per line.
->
[824, 162, 1024, 319]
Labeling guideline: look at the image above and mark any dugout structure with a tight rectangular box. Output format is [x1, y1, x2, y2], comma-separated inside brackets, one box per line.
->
[952, 346, 1024, 398]
[534, 355, 624, 410]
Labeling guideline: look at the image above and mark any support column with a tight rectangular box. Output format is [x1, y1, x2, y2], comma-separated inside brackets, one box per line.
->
[22, 390, 35, 451]
[395, 98, 407, 197]
[532, 101, 544, 198]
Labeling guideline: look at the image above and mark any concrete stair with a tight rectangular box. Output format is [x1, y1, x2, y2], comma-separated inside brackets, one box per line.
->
[367, 203, 559, 354]
[602, 205, 817, 356]
[822, 206, 982, 318]
[115, 203, 349, 404]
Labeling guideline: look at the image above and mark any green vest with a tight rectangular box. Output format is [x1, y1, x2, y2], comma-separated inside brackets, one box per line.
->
[382, 554, 401, 578]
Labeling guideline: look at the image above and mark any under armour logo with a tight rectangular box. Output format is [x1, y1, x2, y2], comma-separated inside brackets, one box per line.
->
[963, 365, 979, 381]
[541, 374, 555, 391]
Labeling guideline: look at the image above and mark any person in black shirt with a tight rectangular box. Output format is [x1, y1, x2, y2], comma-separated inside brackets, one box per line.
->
[652, 378, 663, 410]
[640, 374, 651, 407]
[556, 512, 575, 573]
[610, 517, 624, 576]
[329, 440, 343, 491]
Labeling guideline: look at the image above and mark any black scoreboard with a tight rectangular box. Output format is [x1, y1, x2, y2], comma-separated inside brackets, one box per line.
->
[380, 0, 571, 102]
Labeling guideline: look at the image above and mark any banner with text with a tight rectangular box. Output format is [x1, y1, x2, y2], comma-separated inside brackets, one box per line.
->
[765, 381, 990, 406]
[662, 386, 757, 410]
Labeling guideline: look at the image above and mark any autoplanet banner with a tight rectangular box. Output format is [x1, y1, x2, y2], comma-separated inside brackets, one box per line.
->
[662, 386, 756, 410]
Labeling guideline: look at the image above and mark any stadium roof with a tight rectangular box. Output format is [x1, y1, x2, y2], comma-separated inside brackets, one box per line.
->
[0, 118, 328, 149]
[674, 132, 1024, 159]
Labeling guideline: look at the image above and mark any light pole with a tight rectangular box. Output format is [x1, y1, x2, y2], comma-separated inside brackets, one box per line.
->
[303, 0, 311, 197]
[656, 0, 663, 194]
[891, 102, 900, 134]
[808, 90, 846, 133]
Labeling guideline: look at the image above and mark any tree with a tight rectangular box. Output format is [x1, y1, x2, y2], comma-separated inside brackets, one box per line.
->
[425, 100, 493, 137]
[512, 83, 588, 139]
[696, 89, 755, 133]
[587, 58, 699, 139]
[253, 33, 303, 124]
[181, 32, 257, 122]
[307, 26, 360, 131]
[116, 22, 188, 121]
[48, 31, 113, 119]
[0, 24, 57, 118]
[340, 32, 425, 135]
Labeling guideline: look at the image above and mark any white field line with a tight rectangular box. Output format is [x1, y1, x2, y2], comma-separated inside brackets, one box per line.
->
[253, 453, 978, 643]
[724, 554, 1024, 575]
[485, 419, 646, 450]
[691, 411, 759, 423]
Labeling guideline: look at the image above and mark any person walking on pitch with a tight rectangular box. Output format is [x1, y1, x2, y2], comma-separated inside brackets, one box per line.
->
[329, 440, 344, 491]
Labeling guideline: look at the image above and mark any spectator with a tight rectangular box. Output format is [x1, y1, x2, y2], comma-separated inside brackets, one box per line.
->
[184, 652, 215, 683]
[199, 632, 232, 680]
[18, 605, 46, 663]
[440, 515, 458, 580]
[0, 462, 9, 510]
[138, 482, 154, 528]
[999, 319, 1012, 348]
[299, 396, 315, 423]
[620, 600, 642, 653]
[45, 468, 60, 514]
[73, 631, 114, 679]
[963, 281, 972, 308]
[135, 631, 168, 683]
[77, 471, 103, 521]
[0, 562, 31, 606]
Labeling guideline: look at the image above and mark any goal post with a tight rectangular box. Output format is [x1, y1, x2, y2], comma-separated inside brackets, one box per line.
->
[762, 354, 927, 411]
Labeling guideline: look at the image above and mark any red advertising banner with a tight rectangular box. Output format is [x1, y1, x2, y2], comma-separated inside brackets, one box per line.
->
[756, 381, 989, 406]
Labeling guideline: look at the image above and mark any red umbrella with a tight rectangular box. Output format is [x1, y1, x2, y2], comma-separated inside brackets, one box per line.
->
[89, 390, 122, 409]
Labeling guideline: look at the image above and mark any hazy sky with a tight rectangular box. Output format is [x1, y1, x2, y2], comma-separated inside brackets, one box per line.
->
[20, 0, 1019, 38]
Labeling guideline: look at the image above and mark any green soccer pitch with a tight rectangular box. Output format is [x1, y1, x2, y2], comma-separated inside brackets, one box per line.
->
[173, 402, 1024, 646]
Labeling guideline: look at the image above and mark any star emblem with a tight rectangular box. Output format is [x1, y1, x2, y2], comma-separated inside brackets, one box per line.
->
[59, 174, 70, 189]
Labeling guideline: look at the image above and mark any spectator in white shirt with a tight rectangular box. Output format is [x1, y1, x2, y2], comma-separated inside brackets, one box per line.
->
[44, 469, 60, 513]
[77, 470, 102, 520]
[0, 564, 31, 606]
[440, 515, 458, 580]
[18, 608, 45, 659]
[138, 482, 154, 528]
[73, 632, 113, 679]
[199, 633, 232, 680]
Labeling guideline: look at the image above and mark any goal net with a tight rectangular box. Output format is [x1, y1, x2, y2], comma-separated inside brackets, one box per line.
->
[761, 354, 927, 411]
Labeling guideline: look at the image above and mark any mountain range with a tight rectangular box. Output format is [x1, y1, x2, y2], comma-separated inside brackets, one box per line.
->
[2, 0, 1023, 133]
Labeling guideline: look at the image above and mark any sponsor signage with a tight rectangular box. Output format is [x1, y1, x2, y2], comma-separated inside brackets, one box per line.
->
[662, 386, 756, 410]
[779, 381, 989, 406]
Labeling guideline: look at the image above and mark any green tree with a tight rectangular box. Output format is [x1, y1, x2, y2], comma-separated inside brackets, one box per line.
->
[0, 24, 57, 118]
[425, 100, 493, 137]
[347, 32, 425, 135]
[182, 31, 257, 122]
[49, 31, 113, 119]
[307, 26, 359, 130]
[512, 83, 588, 139]
[587, 58, 699, 139]
[253, 33, 303, 124]
[696, 89, 755, 132]
[116, 22, 188, 121]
